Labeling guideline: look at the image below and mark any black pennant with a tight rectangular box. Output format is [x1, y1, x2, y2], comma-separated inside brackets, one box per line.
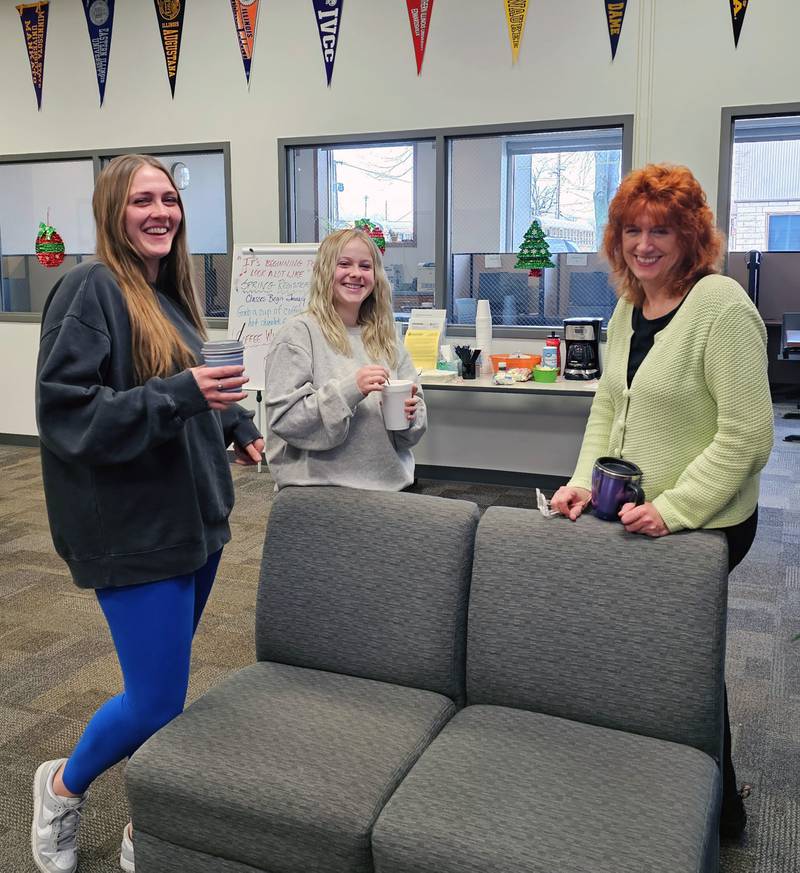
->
[729, 0, 749, 47]
[604, 1, 627, 60]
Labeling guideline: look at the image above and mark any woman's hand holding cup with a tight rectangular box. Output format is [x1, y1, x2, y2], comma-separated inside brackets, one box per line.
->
[356, 365, 389, 396]
[550, 485, 591, 521]
[405, 384, 420, 421]
[191, 365, 248, 409]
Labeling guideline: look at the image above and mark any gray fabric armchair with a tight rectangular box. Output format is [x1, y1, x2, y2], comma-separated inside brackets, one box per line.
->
[127, 488, 728, 873]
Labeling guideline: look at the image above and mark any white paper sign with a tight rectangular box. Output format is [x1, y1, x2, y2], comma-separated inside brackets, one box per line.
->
[566, 253, 588, 266]
[484, 254, 502, 268]
[408, 308, 447, 333]
[227, 243, 319, 391]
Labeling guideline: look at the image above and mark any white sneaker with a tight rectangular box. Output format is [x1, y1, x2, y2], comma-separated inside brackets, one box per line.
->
[120, 822, 135, 872]
[31, 759, 85, 873]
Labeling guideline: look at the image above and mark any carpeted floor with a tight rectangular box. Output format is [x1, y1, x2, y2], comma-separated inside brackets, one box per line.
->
[1, 406, 798, 872]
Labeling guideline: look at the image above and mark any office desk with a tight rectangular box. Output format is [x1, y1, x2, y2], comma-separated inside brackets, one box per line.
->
[413, 376, 597, 485]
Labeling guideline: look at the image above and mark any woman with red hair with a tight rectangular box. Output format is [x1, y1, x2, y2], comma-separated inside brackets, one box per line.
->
[551, 163, 773, 839]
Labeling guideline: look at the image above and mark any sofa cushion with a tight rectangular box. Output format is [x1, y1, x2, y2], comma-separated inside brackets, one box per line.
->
[257, 487, 479, 702]
[467, 507, 728, 758]
[135, 831, 267, 873]
[127, 662, 456, 873]
[372, 704, 720, 873]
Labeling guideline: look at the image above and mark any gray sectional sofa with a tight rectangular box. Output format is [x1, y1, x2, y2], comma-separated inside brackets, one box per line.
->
[127, 485, 729, 873]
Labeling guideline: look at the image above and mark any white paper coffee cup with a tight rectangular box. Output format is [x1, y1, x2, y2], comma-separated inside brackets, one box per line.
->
[382, 380, 413, 431]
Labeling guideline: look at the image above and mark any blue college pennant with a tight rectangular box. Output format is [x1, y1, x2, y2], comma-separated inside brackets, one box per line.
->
[81, 0, 115, 106]
[311, 0, 343, 87]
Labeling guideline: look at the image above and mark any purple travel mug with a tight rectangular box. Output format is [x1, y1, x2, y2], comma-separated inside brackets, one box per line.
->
[591, 457, 645, 521]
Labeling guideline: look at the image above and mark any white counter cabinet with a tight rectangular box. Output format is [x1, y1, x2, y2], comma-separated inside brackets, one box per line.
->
[413, 376, 597, 485]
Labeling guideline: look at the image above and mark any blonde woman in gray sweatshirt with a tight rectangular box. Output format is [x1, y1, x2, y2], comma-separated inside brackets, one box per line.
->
[264, 229, 426, 491]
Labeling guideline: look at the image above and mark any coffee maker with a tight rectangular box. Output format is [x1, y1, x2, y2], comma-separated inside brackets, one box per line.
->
[563, 317, 603, 380]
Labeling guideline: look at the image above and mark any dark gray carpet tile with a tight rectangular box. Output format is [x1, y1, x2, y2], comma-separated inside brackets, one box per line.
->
[0, 403, 798, 871]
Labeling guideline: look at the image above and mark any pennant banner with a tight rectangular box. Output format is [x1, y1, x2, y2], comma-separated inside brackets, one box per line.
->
[82, 0, 115, 105]
[229, 0, 260, 86]
[312, 0, 343, 87]
[17, 2, 49, 111]
[153, 0, 186, 97]
[504, 0, 528, 64]
[604, 1, 626, 60]
[405, 0, 435, 75]
[729, 0, 749, 47]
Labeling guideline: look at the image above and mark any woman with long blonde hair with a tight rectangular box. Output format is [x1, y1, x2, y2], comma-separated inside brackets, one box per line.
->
[264, 228, 426, 490]
[32, 154, 264, 873]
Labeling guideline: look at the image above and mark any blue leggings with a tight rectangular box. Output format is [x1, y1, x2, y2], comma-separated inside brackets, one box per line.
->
[61, 550, 222, 795]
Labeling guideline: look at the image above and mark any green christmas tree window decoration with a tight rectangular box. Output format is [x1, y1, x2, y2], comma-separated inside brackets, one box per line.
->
[515, 219, 555, 278]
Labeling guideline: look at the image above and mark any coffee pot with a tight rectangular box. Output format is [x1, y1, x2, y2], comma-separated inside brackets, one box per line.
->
[563, 317, 603, 380]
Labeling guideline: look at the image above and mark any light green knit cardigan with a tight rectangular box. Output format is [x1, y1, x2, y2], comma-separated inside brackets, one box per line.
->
[568, 274, 774, 532]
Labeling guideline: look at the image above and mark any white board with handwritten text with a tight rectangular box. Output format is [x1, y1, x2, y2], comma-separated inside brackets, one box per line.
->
[227, 243, 319, 391]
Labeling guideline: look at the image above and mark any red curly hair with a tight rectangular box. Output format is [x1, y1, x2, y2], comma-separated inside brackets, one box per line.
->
[602, 163, 723, 306]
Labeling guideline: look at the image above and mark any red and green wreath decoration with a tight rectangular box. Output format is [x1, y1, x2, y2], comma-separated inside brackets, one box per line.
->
[354, 218, 386, 254]
[35, 222, 65, 268]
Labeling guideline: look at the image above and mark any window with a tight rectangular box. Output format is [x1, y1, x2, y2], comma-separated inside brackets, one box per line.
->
[283, 138, 435, 314]
[728, 115, 800, 252]
[0, 144, 232, 318]
[280, 117, 631, 333]
[0, 158, 95, 314]
[768, 213, 800, 250]
[449, 124, 624, 328]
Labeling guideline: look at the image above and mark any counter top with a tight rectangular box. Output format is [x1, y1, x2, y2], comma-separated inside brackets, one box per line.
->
[420, 374, 598, 397]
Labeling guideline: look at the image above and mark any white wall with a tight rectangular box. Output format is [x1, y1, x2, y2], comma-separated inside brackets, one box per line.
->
[3, 0, 800, 436]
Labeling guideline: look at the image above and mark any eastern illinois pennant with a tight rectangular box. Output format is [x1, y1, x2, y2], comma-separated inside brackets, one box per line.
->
[153, 0, 186, 97]
[729, 0, 749, 47]
[229, 0, 260, 86]
[312, 0, 343, 87]
[405, 0, 435, 75]
[504, 0, 528, 64]
[17, 2, 49, 110]
[82, 0, 115, 106]
[604, 1, 626, 59]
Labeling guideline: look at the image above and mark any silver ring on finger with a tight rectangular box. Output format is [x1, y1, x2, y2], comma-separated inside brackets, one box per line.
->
[217, 382, 223, 391]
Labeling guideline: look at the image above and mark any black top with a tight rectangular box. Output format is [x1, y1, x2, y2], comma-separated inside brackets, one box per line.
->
[36, 261, 260, 589]
[626, 294, 688, 387]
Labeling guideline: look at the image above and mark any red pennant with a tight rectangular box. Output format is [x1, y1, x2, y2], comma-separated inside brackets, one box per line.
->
[405, 0, 435, 75]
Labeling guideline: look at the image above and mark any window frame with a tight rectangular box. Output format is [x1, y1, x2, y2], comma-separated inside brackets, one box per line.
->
[279, 115, 633, 338]
[718, 101, 800, 265]
[0, 142, 232, 326]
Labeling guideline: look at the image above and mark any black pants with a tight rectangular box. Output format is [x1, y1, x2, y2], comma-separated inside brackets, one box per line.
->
[720, 507, 759, 819]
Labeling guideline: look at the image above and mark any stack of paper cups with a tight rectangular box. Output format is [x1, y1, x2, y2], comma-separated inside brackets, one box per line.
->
[475, 299, 493, 375]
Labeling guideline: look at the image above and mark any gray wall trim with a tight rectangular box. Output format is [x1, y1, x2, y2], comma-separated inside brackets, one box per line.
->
[0, 313, 41, 323]
[2, 315, 231, 330]
[0, 433, 39, 447]
[277, 116, 632, 149]
[415, 464, 567, 491]
[435, 134, 447, 310]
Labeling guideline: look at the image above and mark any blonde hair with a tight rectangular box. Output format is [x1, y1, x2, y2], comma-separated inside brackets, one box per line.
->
[306, 229, 398, 367]
[93, 154, 206, 383]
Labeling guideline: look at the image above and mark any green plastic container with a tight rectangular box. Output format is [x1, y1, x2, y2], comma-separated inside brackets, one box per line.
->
[532, 365, 558, 383]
